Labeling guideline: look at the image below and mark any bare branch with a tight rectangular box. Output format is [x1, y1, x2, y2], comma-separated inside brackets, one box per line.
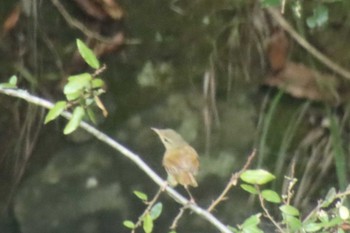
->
[207, 149, 256, 212]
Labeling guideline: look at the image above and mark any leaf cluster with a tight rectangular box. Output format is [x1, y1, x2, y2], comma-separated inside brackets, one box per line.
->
[44, 39, 107, 134]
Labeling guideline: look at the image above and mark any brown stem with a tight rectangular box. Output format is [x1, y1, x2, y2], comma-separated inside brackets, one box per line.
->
[170, 205, 188, 230]
[207, 149, 256, 212]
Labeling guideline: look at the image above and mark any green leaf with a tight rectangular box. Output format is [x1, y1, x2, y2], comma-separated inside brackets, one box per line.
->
[242, 226, 263, 233]
[302, 222, 322, 232]
[134, 191, 148, 201]
[283, 215, 302, 231]
[76, 39, 100, 69]
[150, 202, 163, 220]
[63, 106, 85, 134]
[279, 204, 300, 216]
[168, 231, 177, 233]
[261, 0, 280, 7]
[339, 206, 350, 220]
[261, 190, 281, 203]
[123, 220, 135, 229]
[44, 101, 67, 124]
[0, 75, 18, 88]
[143, 213, 153, 233]
[9, 75, 17, 86]
[92, 78, 105, 89]
[240, 184, 258, 194]
[66, 90, 82, 101]
[240, 169, 276, 185]
[64, 73, 92, 95]
[86, 107, 97, 124]
[227, 226, 239, 233]
[242, 213, 261, 228]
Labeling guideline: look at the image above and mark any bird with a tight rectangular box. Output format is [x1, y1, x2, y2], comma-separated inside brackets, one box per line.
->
[151, 128, 199, 201]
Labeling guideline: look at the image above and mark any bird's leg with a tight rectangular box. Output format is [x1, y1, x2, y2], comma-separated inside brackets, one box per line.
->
[184, 186, 196, 204]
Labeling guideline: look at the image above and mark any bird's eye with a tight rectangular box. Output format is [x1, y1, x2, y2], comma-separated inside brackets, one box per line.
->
[163, 137, 171, 144]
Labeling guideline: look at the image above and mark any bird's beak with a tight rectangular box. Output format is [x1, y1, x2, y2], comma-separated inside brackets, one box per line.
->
[151, 127, 160, 134]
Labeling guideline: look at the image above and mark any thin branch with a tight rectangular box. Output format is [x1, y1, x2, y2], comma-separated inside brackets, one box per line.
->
[207, 149, 256, 212]
[257, 186, 285, 233]
[170, 205, 187, 230]
[50, 0, 140, 45]
[0, 87, 232, 233]
[266, 7, 350, 81]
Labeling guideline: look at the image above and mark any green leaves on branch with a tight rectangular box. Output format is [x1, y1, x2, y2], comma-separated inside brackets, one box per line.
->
[125, 190, 163, 233]
[0, 75, 18, 88]
[44, 39, 107, 134]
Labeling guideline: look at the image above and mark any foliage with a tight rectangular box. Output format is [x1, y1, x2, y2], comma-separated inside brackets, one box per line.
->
[123, 190, 163, 233]
[44, 39, 107, 134]
[237, 169, 350, 233]
[0, 75, 18, 88]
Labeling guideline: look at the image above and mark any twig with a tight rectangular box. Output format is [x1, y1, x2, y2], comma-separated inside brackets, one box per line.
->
[50, 0, 111, 42]
[0, 87, 233, 233]
[257, 186, 285, 233]
[266, 7, 350, 81]
[207, 149, 256, 212]
[170, 205, 188, 230]
[283, 160, 296, 205]
[131, 187, 163, 233]
[50, 0, 141, 45]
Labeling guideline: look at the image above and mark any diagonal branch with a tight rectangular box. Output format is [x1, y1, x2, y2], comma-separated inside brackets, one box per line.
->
[0, 87, 232, 233]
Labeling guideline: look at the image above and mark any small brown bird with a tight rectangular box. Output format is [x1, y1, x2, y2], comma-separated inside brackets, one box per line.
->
[152, 128, 199, 200]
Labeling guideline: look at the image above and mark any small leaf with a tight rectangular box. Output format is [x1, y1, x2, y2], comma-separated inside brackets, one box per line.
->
[86, 107, 97, 124]
[44, 101, 67, 124]
[92, 78, 105, 89]
[64, 73, 92, 94]
[242, 213, 261, 228]
[150, 202, 163, 220]
[283, 215, 302, 231]
[9, 75, 17, 86]
[339, 206, 350, 220]
[123, 220, 135, 229]
[241, 184, 258, 194]
[143, 213, 153, 233]
[240, 169, 276, 185]
[0, 75, 18, 88]
[134, 191, 148, 201]
[63, 106, 85, 134]
[66, 90, 82, 101]
[302, 222, 322, 232]
[76, 39, 100, 69]
[280, 205, 300, 216]
[169, 231, 177, 233]
[242, 226, 263, 233]
[94, 95, 108, 117]
[261, 190, 281, 203]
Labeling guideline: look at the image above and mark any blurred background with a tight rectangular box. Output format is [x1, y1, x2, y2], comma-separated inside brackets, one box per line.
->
[1, 0, 350, 232]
